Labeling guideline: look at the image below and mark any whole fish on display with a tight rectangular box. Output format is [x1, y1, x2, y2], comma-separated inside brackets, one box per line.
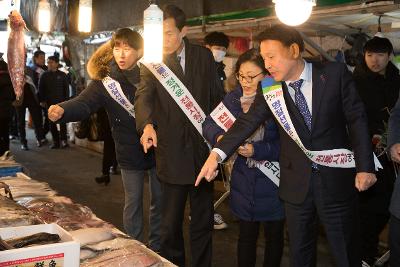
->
[7, 10, 27, 100]
[5, 232, 61, 249]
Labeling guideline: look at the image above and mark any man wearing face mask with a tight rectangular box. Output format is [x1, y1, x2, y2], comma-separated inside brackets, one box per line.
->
[204, 32, 229, 93]
[135, 5, 223, 267]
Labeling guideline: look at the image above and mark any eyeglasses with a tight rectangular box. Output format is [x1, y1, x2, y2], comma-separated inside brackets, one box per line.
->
[236, 72, 264, 83]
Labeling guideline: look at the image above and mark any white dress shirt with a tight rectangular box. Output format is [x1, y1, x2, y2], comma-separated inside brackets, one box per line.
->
[177, 42, 185, 73]
[285, 60, 313, 113]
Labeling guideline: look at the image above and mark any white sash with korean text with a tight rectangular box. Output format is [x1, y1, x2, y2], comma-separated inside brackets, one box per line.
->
[142, 62, 206, 137]
[261, 77, 382, 170]
[211, 102, 280, 186]
[102, 76, 135, 117]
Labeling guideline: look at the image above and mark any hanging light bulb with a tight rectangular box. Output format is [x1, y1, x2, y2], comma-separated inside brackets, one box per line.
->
[273, 0, 316, 26]
[38, 0, 50, 32]
[78, 0, 92, 32]
[143, 1, 163, 63]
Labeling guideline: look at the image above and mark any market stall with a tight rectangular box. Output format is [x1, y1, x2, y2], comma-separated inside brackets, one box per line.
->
[0, 172, 175, 267]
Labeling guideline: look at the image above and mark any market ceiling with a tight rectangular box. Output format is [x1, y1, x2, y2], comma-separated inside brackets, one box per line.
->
[11, 0, 400, 39]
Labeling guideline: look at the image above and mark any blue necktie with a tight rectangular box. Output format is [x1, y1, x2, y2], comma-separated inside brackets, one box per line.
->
[289, 79, 312, 131]
[289, 79, 318, 170]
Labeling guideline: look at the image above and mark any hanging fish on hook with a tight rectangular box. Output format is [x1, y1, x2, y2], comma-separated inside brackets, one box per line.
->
[7, 10, 27, 100]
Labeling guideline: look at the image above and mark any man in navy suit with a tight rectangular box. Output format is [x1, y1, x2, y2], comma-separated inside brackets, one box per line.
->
[196, 25, 377, 267]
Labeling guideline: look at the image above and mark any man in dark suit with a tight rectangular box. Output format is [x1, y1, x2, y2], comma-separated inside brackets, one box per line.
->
[197, 25, 377, 267]
[134, 5, 222, 267]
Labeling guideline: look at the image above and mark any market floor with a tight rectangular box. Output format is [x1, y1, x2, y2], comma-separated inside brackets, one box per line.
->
[9, 129, 335, 267]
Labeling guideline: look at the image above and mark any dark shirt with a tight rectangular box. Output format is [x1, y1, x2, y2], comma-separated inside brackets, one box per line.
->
[353, 61, 400, 136]
[38, 70, 69, 105]
[0, 70, 16, 118]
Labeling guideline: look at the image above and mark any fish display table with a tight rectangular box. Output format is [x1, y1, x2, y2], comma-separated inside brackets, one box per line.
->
[0, 173, 176, 267]
[0, 152, 23, 177]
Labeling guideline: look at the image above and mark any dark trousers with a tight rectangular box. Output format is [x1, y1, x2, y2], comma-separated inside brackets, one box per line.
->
[359, 210, 390, 264]
[16, 103, 45, 143]
[49, 121, 67, 145]
[359, 157, 394, 264]
[102, 131, 117, 175]
[0, 118, 10, 155]
[160, 180, 213, 267]
[390, 215, 400, 267]
[42, 107, 49, 134]
[238, 219, 284, 267]
[9, 108, 18, 137]
[285, 172, 360, 267]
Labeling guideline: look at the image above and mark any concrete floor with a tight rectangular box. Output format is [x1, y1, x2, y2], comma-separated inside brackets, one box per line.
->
[9, 128, 336, 267]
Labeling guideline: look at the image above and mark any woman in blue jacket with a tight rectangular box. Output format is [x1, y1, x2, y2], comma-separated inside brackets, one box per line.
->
[203, 48, 284, 267]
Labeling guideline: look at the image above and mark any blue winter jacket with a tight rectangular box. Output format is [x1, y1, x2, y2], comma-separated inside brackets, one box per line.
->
[203, 86, 285, 222]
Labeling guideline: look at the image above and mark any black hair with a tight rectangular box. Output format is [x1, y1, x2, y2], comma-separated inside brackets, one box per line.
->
[235, 48, 266, 74]
[162, 4, 186, 31]
[204, 31, 230, 49]
[363, 37, 393, 55]
[257, 24, 304, 52]
[48, 55, 59, 63]
[110, 28, 143, 50]
[33, 50, 45, 58]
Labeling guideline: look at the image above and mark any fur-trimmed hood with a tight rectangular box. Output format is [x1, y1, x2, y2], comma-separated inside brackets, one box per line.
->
[87, 41, 113, 80]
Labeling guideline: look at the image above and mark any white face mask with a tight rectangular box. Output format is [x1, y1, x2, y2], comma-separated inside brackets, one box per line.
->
[212, 49, 226, 63]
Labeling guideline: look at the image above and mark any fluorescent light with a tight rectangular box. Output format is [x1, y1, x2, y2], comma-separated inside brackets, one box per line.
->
[78, 0, 92, 32]
[143, 3, 163, 63]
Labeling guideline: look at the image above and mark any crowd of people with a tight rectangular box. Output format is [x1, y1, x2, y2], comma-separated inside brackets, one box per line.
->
[2, 3, 400, 267]
[0, 49, 74, 155]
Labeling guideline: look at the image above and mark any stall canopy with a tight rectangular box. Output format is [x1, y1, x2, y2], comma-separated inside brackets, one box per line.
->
[14, 0, 400, 40]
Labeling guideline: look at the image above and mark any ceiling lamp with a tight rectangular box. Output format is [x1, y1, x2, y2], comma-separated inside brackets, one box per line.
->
[273, 0, 316, 26]
[78, 0, 92, 32]
[38, 0, 50, 32]
[143, 0, 163, 63]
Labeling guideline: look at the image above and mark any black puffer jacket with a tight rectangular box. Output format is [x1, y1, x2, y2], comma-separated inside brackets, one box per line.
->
[58, 42, 155, 170]
[353, 61, 400, 136]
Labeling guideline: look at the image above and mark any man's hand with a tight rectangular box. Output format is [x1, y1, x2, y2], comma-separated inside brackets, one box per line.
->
[237, 143, 254, 158]
[355, 172, 377, 191]
[390, 143, 400, 164]
[140, 124, 157, 153]
[195, 151, 220, 186]
[48, 105, 64, 122]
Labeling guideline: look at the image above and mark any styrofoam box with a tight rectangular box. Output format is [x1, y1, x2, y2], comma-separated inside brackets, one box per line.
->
[0, 223, 80, 267]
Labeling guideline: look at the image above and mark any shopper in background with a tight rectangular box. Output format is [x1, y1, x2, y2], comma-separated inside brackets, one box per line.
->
[204, 31, 231, 230]
[39, 56, 70, 149]
[15, 66, 46, 150]
[47, 28, 162, 252]
[95, 107, 118, 185]
[29, 50, 50, 135]
[204, 31, 230, 93]
[0, 58, 16, 156]
[353, 36, 399, 266]
[203, 48, 284, 267]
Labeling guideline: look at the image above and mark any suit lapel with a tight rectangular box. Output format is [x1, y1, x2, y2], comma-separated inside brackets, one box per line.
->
[311, 64, 327, 129]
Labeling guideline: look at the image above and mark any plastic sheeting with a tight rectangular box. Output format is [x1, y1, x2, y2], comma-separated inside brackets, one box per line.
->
[20, 0, 67, 32]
